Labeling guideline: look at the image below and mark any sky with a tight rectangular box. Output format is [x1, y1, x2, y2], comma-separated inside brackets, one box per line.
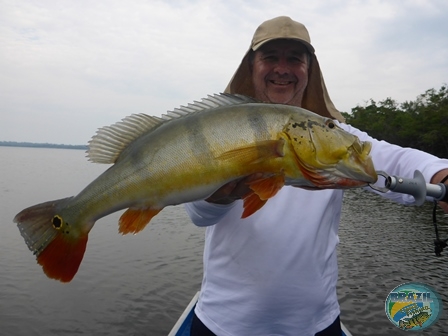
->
[1, 0, 447, 145]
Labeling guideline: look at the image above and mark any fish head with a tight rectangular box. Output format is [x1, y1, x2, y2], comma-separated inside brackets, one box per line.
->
[285, 112, 377, 188]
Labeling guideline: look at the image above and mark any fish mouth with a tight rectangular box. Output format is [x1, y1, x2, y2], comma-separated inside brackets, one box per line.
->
[296, 140, 377, 188]
[331, 140, 377, 186]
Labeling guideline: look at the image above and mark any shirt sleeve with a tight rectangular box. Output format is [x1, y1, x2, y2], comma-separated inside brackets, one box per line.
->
[340, 122, 448, 204]
[184, 200, 238, 227]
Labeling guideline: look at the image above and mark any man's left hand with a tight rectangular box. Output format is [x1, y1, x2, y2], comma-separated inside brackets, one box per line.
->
[431, 169, 448, 213]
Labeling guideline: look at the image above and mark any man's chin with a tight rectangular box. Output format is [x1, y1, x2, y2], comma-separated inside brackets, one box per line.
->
[266, 93, 295, 105]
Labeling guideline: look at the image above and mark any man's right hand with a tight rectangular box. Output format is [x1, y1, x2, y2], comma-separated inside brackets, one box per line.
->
[205, 173, 264, 204]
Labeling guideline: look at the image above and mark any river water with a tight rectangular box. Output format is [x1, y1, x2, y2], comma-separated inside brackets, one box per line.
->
[0, 147, 447, 335]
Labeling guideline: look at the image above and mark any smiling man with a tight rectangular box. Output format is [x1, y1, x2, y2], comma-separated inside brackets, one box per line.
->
[185, 16, 448, 336]
[251, 39, 310, 106]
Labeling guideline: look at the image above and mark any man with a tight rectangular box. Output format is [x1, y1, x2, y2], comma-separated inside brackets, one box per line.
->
[185, 16, 448, 336]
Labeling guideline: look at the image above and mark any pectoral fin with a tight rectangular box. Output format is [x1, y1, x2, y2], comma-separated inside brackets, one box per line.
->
[216, 139, 285, 165]
[119, 207, 163, 235]
[241, 174, 285, 218]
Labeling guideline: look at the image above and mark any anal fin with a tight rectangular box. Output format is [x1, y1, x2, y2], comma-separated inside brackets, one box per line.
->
[119, 207, 162, 235]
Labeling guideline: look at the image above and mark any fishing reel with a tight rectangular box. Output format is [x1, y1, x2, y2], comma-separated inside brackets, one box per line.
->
[370, 170, 448, 256]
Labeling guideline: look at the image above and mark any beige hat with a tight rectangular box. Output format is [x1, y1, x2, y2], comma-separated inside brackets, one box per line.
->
[224, 16, 345, 122]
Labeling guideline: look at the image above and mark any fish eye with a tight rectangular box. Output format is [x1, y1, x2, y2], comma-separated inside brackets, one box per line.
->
[326, 121, 335, 129]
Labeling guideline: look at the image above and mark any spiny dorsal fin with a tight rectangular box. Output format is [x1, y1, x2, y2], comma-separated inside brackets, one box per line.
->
[160, 93, 258, 122]
[87, 114, 163, 164]
[87, 93, 259, 164]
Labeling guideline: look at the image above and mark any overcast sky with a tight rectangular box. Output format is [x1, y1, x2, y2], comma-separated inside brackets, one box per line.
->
[1, 0, 447, 145]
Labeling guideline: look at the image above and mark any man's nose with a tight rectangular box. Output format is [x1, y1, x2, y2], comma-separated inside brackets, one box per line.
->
[273, 58, 290, 74]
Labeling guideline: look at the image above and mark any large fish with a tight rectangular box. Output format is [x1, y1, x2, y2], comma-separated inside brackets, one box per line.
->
[14, 93, 377, 282]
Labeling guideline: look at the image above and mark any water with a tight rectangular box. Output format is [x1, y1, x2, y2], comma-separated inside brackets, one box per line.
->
[1, 147, 447, 335]
[338, 190, 448, 334]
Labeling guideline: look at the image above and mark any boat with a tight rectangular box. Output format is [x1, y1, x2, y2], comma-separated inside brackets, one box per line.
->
[168, 292, 353, 336]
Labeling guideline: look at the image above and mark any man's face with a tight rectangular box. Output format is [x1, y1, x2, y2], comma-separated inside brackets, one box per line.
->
[251, 39, 309, 106]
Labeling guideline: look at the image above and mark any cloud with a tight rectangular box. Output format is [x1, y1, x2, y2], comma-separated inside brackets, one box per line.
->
[1, 0, 447, 144]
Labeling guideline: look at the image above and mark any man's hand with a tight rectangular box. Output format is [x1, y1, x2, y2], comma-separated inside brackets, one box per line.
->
[205, 173, 264, 204]
[431, 168, 448, 213]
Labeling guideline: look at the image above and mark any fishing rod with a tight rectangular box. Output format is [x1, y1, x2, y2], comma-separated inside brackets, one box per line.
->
[369, 170, 448, 256]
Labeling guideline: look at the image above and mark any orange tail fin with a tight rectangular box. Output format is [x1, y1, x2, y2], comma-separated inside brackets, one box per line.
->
[37, 233, 88, 282]
[14, 197, 89, 283]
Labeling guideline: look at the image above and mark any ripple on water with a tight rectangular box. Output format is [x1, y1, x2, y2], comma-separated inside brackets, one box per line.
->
[338, 189, 448, 335]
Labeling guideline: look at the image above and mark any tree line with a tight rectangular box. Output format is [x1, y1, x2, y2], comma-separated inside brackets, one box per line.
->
[0, 141, 87, 150]
[342, 85, 448, 158]
[2, 86, 447, 157]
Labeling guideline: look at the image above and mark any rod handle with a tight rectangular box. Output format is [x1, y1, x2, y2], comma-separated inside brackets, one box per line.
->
[385, 170, 448, 205]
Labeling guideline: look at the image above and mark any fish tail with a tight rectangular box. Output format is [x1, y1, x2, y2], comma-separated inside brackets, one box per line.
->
[14, 197, 90, 282]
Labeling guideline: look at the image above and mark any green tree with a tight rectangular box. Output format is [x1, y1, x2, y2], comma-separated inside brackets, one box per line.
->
[403, 86, 448, 157]
[343, 85, 448, 158]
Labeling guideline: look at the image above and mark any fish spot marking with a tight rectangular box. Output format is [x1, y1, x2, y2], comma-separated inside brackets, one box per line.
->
[291, 121, 307, 130]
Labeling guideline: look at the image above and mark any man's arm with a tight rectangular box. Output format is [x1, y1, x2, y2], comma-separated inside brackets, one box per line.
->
[184, 174, 262, 226]
[204, 174, 264, 204]
[341, 122, 448, 207]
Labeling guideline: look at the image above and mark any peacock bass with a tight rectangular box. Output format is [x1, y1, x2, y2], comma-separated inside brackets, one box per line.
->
[14, 93, 377, 282]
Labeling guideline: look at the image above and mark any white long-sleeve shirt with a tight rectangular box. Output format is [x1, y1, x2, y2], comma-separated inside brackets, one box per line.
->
[185, 123, 448, 336]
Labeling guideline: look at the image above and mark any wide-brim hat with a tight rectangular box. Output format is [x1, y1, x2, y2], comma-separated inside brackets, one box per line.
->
[224, 16, 345, 122]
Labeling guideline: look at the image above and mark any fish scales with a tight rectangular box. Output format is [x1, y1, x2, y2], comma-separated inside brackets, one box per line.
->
[13, 93, 377, 282]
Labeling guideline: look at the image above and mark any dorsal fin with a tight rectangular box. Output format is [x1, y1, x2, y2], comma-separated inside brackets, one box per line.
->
[87, 114, 163, 164]
[86, 93, 259, 164]
[160, 93, 258, 122]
